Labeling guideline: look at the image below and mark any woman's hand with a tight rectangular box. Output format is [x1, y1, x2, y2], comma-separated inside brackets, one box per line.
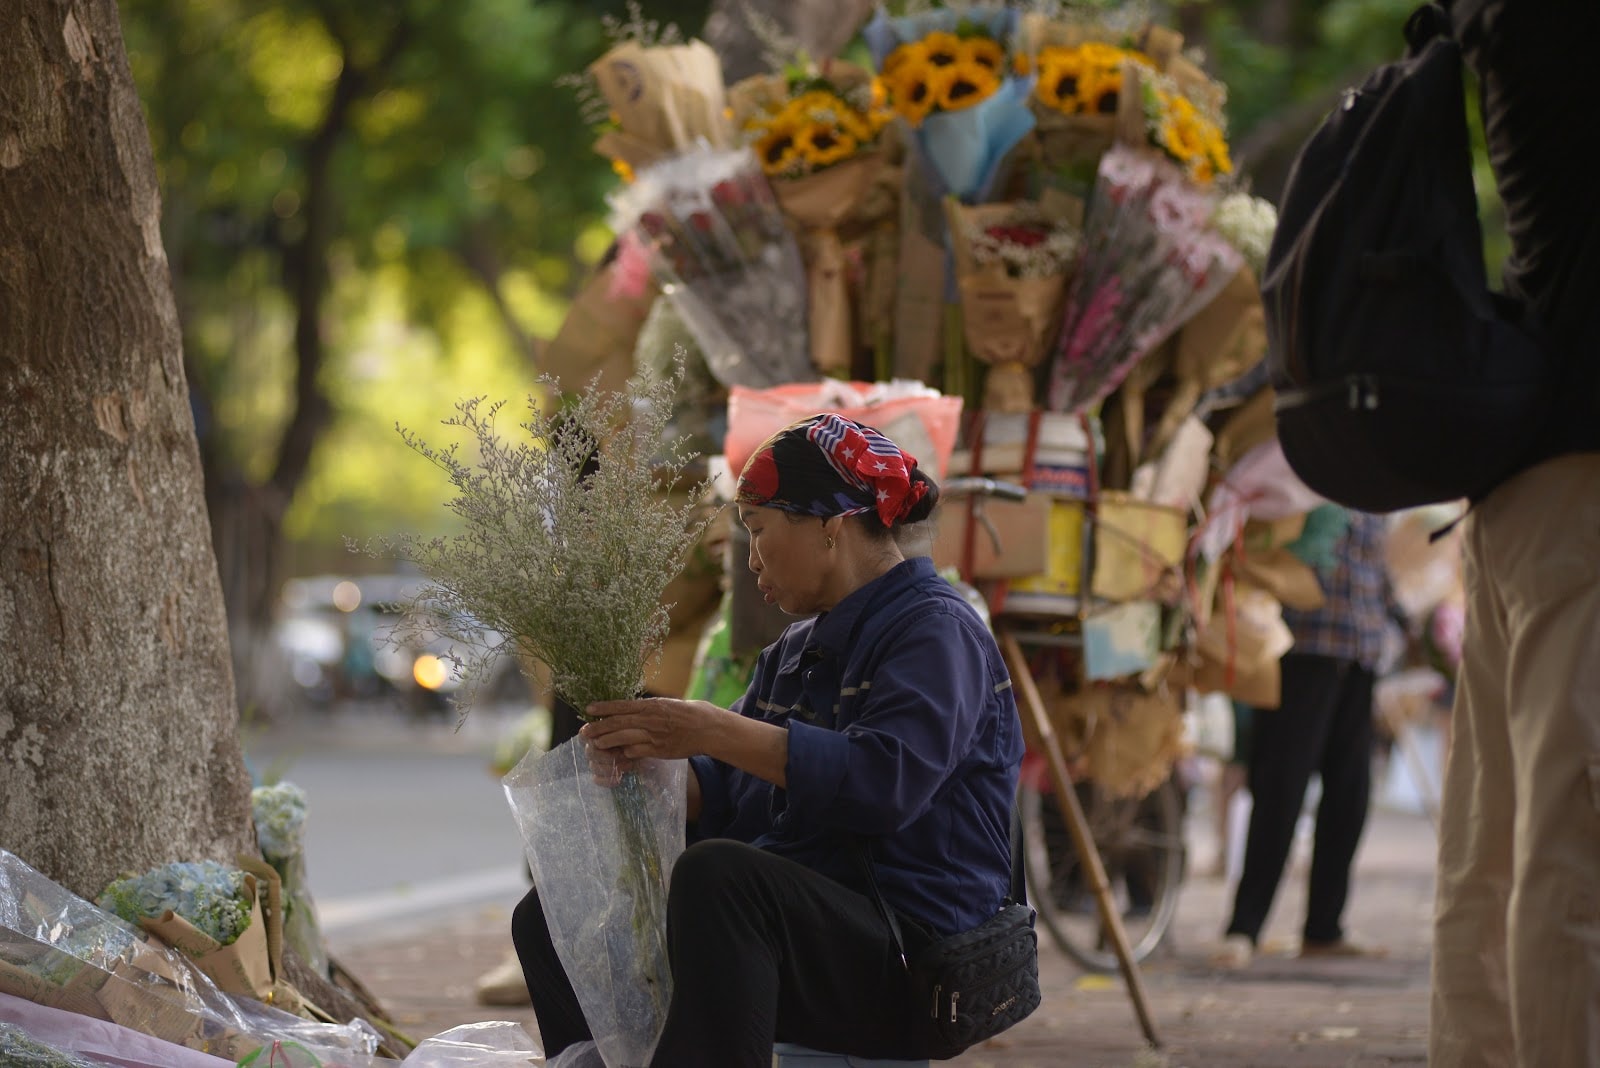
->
[582, 697, 791, 791]
[581, 697, 723, 762]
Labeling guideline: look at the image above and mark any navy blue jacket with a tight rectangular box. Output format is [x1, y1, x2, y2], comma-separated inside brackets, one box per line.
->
[689, 556, 1022, 937]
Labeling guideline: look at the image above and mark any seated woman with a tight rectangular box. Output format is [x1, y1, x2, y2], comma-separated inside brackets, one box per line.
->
[511, 414, 1024, 1067]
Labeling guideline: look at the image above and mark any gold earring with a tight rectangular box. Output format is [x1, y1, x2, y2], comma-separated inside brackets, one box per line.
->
[825, 535, 835, 550]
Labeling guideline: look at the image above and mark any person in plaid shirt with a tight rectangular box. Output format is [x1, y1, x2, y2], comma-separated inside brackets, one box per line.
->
[1213, 507, 1397, 968]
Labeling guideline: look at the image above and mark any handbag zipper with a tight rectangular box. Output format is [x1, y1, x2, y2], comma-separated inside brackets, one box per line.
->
[931, 984, 940, 1019]
[950, 990, 960, 1023]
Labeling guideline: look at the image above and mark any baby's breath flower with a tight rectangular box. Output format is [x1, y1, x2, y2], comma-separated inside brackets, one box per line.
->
[375, 356, 715, 721]
[251, 781, 308, 862]
[1212, 192, 1278, 276]
[99, 862, 253, 946]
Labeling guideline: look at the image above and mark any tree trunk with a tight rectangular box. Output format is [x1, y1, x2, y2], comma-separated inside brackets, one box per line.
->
[0, 0, 255, 899]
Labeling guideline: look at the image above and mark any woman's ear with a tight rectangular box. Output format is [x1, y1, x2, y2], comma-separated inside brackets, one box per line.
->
[820, 514, 844, 547]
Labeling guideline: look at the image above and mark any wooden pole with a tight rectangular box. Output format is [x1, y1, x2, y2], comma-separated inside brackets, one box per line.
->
[999, 628, 1161, 1049]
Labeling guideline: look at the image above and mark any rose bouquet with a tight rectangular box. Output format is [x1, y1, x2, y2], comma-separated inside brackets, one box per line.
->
[380, 362, 711, 1067]
[944, 193, 1082, 410]
[731, 61, 893, 375]
[1045, 143, 1242, 415]
[1132, 190, 1277, 459]
[610, 146, 815, 389]
[864, 3, 1035, 202]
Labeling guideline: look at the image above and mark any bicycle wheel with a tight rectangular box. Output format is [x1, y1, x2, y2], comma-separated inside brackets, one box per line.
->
[1018, 774, 1187, 972]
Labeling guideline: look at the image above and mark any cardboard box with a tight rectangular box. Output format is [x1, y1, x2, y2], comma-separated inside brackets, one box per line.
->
[1091, 493, 1188, 602]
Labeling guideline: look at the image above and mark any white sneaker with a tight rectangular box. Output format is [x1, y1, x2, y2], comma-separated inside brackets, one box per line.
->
[474, 952, 531, 1006]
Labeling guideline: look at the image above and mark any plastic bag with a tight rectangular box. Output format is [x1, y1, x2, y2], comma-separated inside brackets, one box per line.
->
[724, 380, 963, 482]
[0, 849, 379, 1067]
[399, 1021, 543, 1066]
[502, 740, 687, 1068]
[0, 1020, 118, 1066]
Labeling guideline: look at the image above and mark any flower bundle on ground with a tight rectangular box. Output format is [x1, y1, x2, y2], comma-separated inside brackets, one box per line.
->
[99, 862, 252, 947]
[251, 781, 329, 979]
[250, 783, 307, 863]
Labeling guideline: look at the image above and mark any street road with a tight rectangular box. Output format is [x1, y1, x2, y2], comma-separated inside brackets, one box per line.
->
[241, 702, 538, 944]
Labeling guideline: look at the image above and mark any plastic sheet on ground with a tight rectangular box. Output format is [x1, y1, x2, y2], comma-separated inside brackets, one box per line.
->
[502, 739, 687, 1068]
[0, 849, 379, 1066]
[398, 1021, 543, 1066]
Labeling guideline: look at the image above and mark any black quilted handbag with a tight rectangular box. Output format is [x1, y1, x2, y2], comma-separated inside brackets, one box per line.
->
[851, 840, 1041, 1059]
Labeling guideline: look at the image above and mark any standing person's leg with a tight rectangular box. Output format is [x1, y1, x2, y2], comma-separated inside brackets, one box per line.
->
[1486, 456, 1600, 1066]
[1302, 664, 1376, 948]
[651, 839, 918, 1068]
[510, 885, 594, 1058]
[1225, 654, 1344, 944]
[1431, 486, 1518, 1067]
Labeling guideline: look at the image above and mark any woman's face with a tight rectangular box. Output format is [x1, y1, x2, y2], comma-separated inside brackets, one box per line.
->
[739, 505, 831, 616]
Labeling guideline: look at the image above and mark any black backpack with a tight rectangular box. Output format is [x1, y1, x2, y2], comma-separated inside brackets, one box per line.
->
[1261, 2, 1554, 513]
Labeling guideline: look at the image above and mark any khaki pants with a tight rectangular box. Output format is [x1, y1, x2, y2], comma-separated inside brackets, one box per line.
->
[1430, 454, 1600, 1067]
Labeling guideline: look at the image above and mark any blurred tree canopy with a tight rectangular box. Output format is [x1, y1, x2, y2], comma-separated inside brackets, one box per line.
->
[116, 0, 1504, 680]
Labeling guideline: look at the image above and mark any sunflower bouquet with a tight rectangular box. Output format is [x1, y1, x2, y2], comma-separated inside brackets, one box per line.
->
[864, 4, 1035, 201]
[944, 193, 1083, 411]
[610, 145, 814, 389]
[729, 62, 893, 376]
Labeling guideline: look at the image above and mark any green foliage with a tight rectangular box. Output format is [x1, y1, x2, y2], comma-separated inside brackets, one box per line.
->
[118, 0, 708, 555]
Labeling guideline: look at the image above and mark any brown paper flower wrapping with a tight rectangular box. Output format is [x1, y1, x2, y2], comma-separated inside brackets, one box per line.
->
[1144, 264, 1267, 460]
[774, 155, 884, 376]
[943, 198, 1079, 411]
[588, 40, 731, 170]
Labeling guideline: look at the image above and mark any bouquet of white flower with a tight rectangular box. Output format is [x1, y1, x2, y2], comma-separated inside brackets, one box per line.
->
[99, 861, 271, 1000]
[383, 359, 711, 1068]
[251, 782, 329, 980]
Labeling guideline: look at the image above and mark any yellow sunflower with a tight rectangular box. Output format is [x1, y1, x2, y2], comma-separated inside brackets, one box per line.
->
[883, 41, 928, 77]
[921, 31, 962, 68]
[797, 123, 859, 168]
[1077, 67, 1125, 116]
[939, 59, 1000, 112]
[888, 63, 953, 125]
[755, 121, 803, 174]
[1035, 49, 1088, 114]
[959, 35, 1005, 73]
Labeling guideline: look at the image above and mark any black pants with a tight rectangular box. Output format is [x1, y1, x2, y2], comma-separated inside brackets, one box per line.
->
[1225, 653, 1375, 945]
[512, 839, 924, 1067]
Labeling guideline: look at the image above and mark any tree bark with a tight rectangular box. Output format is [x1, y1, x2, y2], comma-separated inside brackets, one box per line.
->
[0, 0, 255, 897]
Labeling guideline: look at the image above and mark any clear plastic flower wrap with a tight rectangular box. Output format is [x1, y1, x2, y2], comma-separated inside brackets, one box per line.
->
[0, 1020, 117, 1067]
[0, 849, 379, 1066]
[502, 740, 687, 1068]
[610, 145, 814, 390]
[1045, 143, 1242, 415]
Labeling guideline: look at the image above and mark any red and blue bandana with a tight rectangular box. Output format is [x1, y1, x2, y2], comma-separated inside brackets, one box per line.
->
[737, 413, 928, 526]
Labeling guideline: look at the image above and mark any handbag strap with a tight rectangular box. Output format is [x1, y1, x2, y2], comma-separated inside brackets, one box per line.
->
[848, 823, 1028, 972]
[849, 836, 911, 970]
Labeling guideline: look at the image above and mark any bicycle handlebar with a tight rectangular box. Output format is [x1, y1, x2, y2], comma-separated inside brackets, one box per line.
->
[941, 476, 1029, 503]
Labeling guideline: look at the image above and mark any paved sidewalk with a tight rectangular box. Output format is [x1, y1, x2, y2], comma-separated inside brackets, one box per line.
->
[331, 794, 1436, 1067]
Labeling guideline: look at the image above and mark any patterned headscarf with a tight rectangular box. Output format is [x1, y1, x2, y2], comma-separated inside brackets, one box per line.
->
[736, 413, 929, 526]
